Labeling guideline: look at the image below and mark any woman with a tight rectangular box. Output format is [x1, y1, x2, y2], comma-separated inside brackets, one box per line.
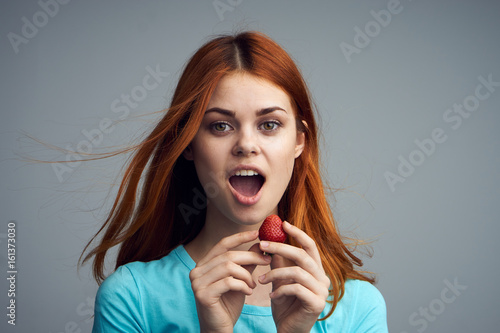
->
[82, 31, 388, 332]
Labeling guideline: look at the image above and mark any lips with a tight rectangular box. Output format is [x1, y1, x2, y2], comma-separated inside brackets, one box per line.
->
[228, 166, 266, 205]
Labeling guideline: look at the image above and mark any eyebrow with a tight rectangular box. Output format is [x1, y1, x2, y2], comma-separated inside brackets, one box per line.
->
[204, 106, 287, 117]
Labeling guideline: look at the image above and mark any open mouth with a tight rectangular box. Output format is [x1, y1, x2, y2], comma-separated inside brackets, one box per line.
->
[229, 170, 265, 198]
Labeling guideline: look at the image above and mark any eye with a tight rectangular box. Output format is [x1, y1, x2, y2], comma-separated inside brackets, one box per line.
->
[211, 121, 232, 132]
[260, 121, 280, 131]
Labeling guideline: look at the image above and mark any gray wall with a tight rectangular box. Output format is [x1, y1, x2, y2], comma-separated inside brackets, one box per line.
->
[1, 1, 499, 332]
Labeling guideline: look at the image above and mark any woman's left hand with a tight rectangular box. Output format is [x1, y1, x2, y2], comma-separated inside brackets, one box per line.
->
[258, 221, 331, 333]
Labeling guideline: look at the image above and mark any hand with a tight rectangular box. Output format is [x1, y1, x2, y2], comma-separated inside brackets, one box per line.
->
[189, 230, 272, 333]
[258, 221, 330, 333]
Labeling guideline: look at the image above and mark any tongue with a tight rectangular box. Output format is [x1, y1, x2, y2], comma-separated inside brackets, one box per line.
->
[230, 176, 264, 197]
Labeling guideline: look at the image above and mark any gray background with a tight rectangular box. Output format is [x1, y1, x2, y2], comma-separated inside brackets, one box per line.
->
[1, 0, 499, 332]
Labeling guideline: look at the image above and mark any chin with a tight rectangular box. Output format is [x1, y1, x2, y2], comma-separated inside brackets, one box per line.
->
[231, 202, 279, 226]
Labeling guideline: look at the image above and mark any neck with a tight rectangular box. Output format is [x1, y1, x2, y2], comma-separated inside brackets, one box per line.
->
[184, 206, 262, 263]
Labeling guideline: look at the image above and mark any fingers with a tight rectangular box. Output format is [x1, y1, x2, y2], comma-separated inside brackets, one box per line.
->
[258, 221, 331, 303]
[282, 221, 323, 266]
[259, 222, 327, 282]
[244, 243, 267, 274]
[193, 230, 270, 276]
[259, 266, 329, 297]
[192, 275, 255, 309]
[270, 283, 327, 315]
[198, 230, 260, 266]
[192, 248, 271, 278]
[189, 230, 272, 307]
[193, 260, 256, 290]
[191, 244, 271, 290]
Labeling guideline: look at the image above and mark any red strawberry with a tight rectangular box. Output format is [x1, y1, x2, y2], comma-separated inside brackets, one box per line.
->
[259, 215, 286, 243]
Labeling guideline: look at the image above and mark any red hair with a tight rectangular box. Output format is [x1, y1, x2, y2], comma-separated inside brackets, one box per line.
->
[80, 31, 374, 319]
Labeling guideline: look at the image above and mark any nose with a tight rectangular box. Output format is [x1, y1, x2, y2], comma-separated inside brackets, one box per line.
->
[232, 127, 261, 156]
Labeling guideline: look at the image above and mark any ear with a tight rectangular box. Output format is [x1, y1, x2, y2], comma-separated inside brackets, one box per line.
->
[294, 120, 307, 159]
[182, 145, 194, 161]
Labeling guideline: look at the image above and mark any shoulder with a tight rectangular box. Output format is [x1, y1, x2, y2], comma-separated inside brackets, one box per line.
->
[96, 264, 139, 303]
[93, 246, 191, 332]
[343, 279, 388, 332]
[316, 279, 388, 333]
[93, 264, 145, 331]
[346, 279, 386, 309]
[97, 246, 190, 297]
[96, 260, 150, 301]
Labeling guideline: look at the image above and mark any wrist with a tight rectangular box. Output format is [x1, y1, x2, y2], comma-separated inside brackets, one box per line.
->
[276, 320, 315, 333]
[199, 323, 233, 333]
[277, 328, 311, 333]
[200, 328, 233, 333]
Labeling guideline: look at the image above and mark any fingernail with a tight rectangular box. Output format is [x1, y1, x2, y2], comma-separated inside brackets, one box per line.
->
[261, 241, 269, 248]
[258, 274, 266, 282]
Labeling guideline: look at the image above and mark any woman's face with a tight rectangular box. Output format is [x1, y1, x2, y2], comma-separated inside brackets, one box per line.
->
[183, 72, 305, 227]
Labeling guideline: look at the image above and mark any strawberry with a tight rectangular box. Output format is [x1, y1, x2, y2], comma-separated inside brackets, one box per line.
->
[259, 214, 286, 243]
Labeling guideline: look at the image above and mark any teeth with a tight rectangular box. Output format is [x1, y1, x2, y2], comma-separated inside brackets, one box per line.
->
[234, 170, 259, 176]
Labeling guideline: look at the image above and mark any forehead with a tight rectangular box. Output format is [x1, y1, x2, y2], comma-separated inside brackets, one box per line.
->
[207, 72, 293, 111]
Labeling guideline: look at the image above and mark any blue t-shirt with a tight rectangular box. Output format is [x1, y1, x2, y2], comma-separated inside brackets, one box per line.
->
[92, 245, 388, 332]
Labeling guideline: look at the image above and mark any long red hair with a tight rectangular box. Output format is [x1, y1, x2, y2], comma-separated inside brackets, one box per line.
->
[80, 31, 374, 319]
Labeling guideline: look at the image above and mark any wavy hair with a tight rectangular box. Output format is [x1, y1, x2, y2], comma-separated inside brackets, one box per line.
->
[80, 31, 374, 319]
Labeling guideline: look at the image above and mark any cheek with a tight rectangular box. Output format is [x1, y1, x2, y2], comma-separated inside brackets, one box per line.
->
[192, 156, 224, 200]
[269, 137, 298, 179]
[191, 142, 227, 187]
